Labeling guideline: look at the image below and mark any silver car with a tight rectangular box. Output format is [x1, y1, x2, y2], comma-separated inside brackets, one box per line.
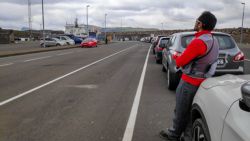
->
[191, 74, 250, 141]
[40, 38, 60, 47]
[55, 36, 75, 45]
[162, 32, 245, 90]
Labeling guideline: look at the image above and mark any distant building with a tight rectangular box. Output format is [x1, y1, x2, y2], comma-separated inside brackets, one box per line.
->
[65, 18, 100, 37]
[65, 18, 87, 37]
[0, 29, 14, 44]
[65, 23, 87, 37]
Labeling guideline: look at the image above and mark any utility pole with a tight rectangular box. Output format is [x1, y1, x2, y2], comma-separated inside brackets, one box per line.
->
[121, 17, 123, 41]
[240, 2, 245, 44]
[86, 5, 90, 36]
[161, 23, 164, 35]
[42, 0, 45, 48]
[28, 0, 32, 41]
[105, 13, 107, 44]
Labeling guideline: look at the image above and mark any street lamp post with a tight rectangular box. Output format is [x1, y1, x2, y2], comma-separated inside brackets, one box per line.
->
[240, 2, 245, 44]
[86, 5, 90, 36]
[161, 23, 164, 34]
[42, 0, 45, 48]
[105, 13, 107, 44]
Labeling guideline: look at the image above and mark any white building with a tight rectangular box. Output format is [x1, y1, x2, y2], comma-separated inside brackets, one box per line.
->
[65, 18, 101, 37]
[65, 24, 87, 37]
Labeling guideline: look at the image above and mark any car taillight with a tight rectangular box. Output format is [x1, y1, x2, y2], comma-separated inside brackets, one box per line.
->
[233, 52, 244, 62]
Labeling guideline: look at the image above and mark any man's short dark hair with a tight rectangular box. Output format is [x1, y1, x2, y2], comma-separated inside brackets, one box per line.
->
[198, 11, 217, 30]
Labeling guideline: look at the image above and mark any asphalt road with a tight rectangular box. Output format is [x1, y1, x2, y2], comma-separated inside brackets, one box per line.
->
[0, 41, 249, 141]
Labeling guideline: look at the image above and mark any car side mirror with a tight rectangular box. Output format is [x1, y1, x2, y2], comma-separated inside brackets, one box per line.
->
[240, 82, 250, 111]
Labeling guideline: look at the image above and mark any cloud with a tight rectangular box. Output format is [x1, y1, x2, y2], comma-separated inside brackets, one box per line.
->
[0, 0, 249, 30]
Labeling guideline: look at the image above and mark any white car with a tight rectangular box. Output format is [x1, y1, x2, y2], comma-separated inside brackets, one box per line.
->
[55, 36, 75, 45]
[191, 74, 250, 141]
[52, 38, 67, 46]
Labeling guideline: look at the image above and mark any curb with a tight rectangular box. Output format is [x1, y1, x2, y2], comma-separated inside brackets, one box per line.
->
[0, 45, 81, 58]
[0, 41, 118, 58]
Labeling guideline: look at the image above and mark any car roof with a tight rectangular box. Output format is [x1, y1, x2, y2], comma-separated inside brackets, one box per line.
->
[159, 37, 170, 40]
[172, 31, 231, 37]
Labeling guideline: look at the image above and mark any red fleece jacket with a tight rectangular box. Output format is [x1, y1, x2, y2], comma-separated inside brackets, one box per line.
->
[174, 30, 212, 86]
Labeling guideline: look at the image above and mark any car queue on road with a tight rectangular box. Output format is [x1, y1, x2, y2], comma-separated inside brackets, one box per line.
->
[144, 31, 246, 90]
[141, 31, 249, 141]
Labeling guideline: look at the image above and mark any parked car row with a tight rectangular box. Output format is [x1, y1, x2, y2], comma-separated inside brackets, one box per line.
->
[39, 34, 100, 48]
[40, 35, 75, 47]
[150, 31, 249, 141]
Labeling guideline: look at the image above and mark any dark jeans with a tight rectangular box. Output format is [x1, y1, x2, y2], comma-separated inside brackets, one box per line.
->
[169, 79, 199, 140]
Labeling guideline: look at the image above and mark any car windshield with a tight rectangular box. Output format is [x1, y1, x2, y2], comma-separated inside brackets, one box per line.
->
[83, 38, 96, 42]
[52, 38, 59, 41]
[181, 34, 236, 49]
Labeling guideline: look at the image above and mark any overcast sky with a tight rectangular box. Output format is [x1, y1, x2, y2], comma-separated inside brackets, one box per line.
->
[0, 0, 249, 31]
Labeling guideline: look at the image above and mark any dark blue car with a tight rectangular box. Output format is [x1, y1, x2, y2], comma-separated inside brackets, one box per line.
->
[64, 34, 83, 44]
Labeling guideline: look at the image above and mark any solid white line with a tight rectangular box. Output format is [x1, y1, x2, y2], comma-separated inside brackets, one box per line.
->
[23, 56, 51, 62]
[122, 45, 151, 141]
[0, 45, 137, 106]
[0, 63, 14, 67]
[57, 52, 73, 56]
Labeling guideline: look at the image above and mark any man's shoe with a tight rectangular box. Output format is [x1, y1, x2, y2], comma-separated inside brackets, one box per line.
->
[159, 129, 179, 141]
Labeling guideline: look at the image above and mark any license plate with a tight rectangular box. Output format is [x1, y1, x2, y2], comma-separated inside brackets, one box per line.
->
[217, 59, 225, 65]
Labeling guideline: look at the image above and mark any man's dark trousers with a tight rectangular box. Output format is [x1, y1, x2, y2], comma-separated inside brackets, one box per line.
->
[168, 79, 199, 140]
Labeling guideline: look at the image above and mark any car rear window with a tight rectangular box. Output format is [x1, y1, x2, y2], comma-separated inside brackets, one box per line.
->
[181, 34, 236, 49]
[160, 38, 169, 45]
[214, 35, 235, 49]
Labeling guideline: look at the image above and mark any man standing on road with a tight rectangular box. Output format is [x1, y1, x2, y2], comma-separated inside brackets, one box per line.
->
[159, 11, 219, 141]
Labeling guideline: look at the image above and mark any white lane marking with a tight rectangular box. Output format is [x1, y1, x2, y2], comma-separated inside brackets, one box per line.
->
[0, 63, 14, 67]
[0, 45, 137, 106]
[57, 52, 73, 56]
[245, 59, 250, 62]
[122, 45, 151, 141]
[23, 56, 51, 62]
[66, 84, 98, 89]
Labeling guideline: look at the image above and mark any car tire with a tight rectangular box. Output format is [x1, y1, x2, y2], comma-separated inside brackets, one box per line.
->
[162, 65, 167, 72]
[167, 68, 179, 90]
[192, 118, 211, 141]
[56, 44, 60, 46]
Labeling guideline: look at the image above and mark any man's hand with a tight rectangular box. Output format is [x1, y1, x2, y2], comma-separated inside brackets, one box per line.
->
[173, 51, 182, 60]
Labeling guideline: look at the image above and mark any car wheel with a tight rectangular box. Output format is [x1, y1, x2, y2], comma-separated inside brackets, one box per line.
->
[192, 118, 211, 141]
[56, 44, 60, 46]
[167, 68, 179, 90]
[66, 42, 70, 45]
[162, 65, 166, 72]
